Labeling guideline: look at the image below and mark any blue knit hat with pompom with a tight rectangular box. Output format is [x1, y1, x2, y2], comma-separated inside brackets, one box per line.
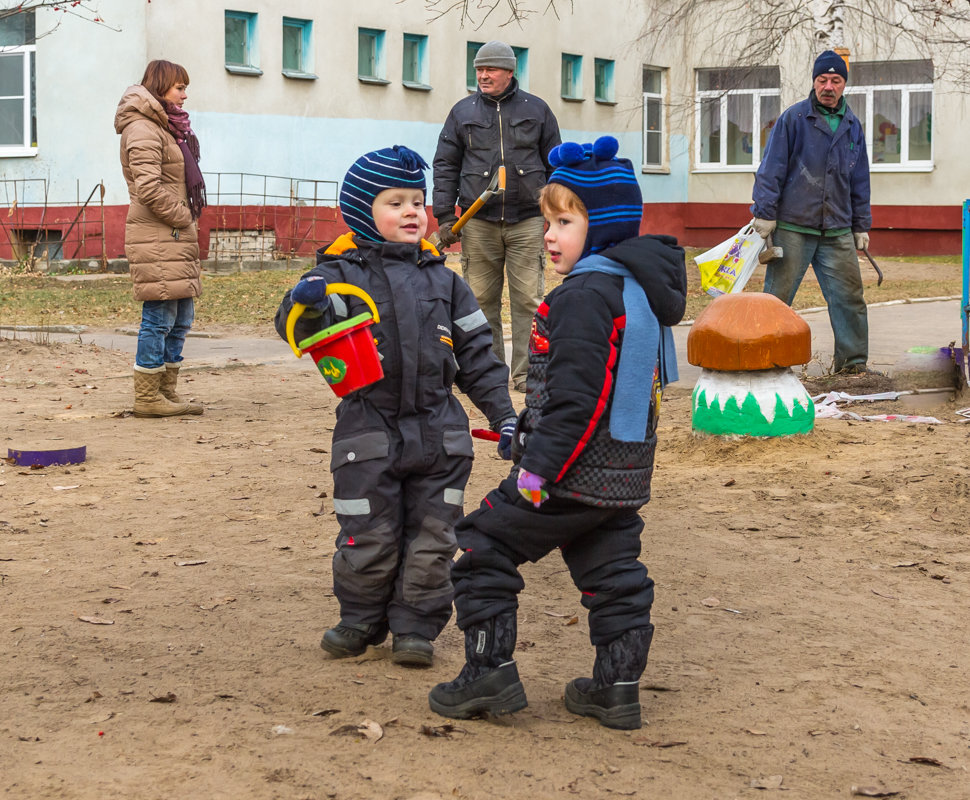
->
[339, 145, 429, 242]
[547, 136, 643, 258]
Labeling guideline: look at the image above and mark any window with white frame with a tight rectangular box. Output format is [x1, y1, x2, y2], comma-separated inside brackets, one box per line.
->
[845, 60, 933, 170]
[358, 27, 387, 83]
[282, 17, 314, 79]
[642, 67, 665, 169]
[595, 58, 615, 103]
[696, 67, 780, 170]
[225, 10, 261, 75]
[402, 33, 429, 89]
[0, 10, 36, 156]
[561, 53, 583, 100]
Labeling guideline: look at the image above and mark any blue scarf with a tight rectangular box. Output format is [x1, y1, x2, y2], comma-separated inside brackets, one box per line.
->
[569, 255, 679, 442]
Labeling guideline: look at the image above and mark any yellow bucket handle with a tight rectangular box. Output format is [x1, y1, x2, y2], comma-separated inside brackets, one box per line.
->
[285, 282, 381, 358]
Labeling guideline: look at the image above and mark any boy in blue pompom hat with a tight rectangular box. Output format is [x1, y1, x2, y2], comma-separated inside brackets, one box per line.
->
[274, 145, 516, 667]
[429, 136, 688, 729]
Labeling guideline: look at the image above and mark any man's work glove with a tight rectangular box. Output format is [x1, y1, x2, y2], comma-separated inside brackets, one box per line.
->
[290, 276, 330, 312]
[497, 417, 516, 460]
[752, 218, 777, 239]
[516, 468, 548, 509]
[854, 232, 870, 251]
[435, 216, 461, 248]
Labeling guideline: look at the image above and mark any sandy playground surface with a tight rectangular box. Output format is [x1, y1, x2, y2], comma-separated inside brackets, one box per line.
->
[1, 333, 968, 800]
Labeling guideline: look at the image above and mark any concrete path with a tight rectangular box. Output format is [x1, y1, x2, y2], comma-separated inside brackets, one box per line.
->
[11, 297, 965, 387]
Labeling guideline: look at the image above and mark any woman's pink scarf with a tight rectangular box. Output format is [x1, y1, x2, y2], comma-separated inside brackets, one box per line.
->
[164, 102, 207, 220]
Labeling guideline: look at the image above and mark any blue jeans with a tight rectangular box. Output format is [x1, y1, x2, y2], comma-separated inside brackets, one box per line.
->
[763, 228, 868, 371]
[135, 298, 195, 369]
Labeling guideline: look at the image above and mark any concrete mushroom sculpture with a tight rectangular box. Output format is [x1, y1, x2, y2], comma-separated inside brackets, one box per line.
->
[687, 292, 814, 437]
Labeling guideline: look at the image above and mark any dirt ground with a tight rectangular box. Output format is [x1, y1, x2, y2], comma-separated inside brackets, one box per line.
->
[2, 333, 969, 800]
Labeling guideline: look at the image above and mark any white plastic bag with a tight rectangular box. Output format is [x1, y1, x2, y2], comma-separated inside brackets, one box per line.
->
[695, 221, 765, 297]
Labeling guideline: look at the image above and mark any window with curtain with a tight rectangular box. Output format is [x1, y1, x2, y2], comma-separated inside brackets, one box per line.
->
[845, 60, 933, 169]
[695, 66, 780, 170]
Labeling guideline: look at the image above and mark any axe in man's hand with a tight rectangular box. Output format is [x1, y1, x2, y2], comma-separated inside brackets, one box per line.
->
[429, 166, 507, 249]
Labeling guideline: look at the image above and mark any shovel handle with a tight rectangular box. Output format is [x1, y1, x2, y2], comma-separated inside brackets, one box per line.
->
[451, 166, 507, 235]
[471, 428, 501, 441]
[285, 282, 381, 358]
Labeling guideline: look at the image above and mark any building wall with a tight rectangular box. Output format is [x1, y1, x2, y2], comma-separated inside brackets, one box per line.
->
[0, 0, 965, 259]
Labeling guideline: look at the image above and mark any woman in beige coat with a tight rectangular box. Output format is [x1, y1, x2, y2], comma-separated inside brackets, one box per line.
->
[114, 60, 207, 417]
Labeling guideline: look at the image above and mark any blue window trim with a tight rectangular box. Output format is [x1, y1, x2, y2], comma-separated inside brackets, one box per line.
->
[282, 16, 316, 79]
[403, 32, 429, 88]
[466, 40, 484, 91]
[594, 58, 615, 104]
[225, 10, 260, 74]
[358, 27, 386, 82]
[512, 46, 529, 91]
[561, 53, 583, 100]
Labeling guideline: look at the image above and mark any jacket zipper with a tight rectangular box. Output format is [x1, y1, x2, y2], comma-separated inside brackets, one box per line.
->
[497, 100, 506, 221]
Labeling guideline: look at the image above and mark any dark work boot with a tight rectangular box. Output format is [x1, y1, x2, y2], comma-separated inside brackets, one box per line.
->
[428, 612, 527, 719]
[391, 633, 434, 667]
[564, 624, 654, 730]
[320, 621, 388, 658]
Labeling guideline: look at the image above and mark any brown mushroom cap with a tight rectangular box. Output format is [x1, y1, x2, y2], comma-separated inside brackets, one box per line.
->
[687, 292, 812, 370]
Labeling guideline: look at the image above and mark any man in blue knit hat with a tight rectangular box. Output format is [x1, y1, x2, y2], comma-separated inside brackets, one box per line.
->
[752, 50, 875, 374]
[429, 137, 687, 730]
[274, 145, 516, 668]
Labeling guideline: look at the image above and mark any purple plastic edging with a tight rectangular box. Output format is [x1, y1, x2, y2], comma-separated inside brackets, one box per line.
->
[7, 446, 87, 467]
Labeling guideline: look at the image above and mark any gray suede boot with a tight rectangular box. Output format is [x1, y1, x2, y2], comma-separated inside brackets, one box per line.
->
[428, 612, 526, 719]
[564, 624, 654, 730]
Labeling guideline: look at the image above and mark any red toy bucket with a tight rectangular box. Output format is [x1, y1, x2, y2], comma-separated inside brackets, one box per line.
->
[285, 283, 385, 398]
[298, 313, 383, 397]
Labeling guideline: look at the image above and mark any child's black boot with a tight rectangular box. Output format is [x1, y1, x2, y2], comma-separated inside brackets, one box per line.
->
[564, 624, 654, 730]
[428, 612, 526, 719]
[320, 621, 388, 658]
[391, 633, 434, 667]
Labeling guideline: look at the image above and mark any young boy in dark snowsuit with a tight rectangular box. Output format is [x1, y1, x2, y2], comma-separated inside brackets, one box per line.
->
[275, 146, 517, 667]
[428, 137, 687, 728]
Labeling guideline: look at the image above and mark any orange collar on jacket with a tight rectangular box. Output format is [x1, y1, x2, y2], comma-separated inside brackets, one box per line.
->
[324, 232, 441, 257]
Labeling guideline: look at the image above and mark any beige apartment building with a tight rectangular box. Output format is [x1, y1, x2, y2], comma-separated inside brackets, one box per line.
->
[1, 0, 966, 261]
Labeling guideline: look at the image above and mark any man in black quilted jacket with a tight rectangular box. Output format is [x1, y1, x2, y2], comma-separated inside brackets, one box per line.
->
[432, 41, 560, 393]
[429, 137, 687, 730]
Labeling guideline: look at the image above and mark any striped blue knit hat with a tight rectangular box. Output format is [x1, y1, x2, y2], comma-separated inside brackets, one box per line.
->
[339, 145, 429, 242]
[547, 136, 642, 258]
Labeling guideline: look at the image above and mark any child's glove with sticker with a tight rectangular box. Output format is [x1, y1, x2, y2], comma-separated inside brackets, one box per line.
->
[517, 468, 548, 508]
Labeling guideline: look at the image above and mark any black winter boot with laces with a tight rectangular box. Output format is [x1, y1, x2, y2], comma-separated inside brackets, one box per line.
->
[320, 621, 388, 658]
[428, 612, 526, 719]
[564, 624, 654, 730]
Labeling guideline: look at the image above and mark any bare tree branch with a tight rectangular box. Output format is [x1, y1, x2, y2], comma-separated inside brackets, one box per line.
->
[0, 1, 121, 33]
[419, 0, 568, 28]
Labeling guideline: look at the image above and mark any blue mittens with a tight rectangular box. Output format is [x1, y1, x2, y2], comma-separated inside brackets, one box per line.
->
[497, 417, 516, 460]
[290, 275, 330, 311]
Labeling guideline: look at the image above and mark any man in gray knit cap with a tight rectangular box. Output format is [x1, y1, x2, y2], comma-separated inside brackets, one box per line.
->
[433, 41, 561, 392]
